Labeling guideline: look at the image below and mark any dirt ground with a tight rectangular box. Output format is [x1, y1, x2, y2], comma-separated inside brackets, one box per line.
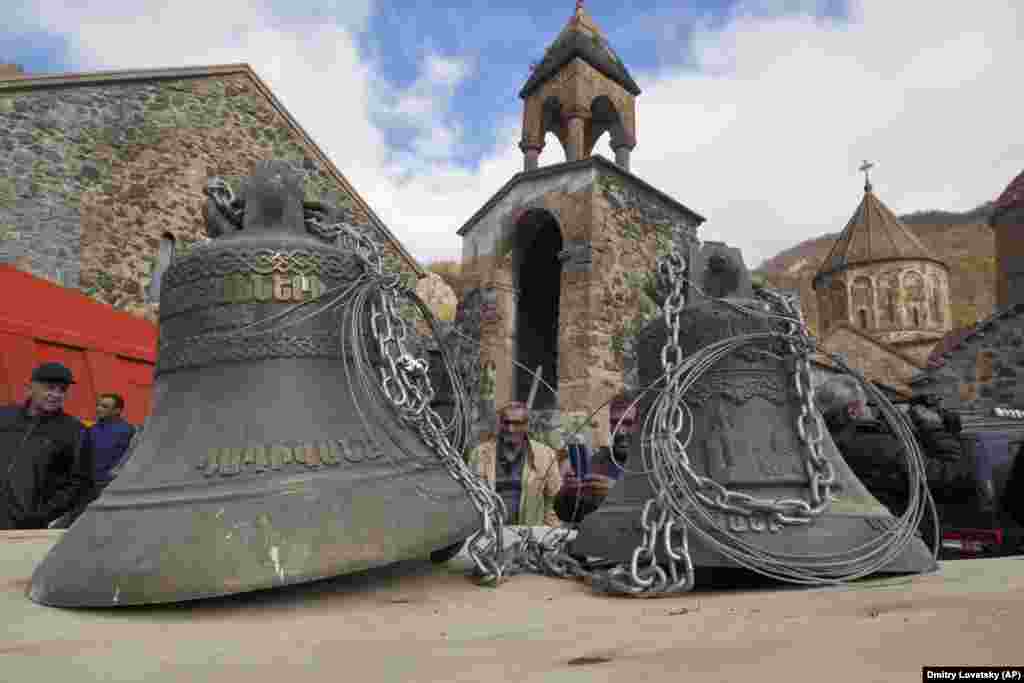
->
[2, 530, 1022, 682]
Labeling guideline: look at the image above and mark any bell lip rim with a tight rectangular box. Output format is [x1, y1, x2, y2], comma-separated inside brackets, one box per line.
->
[25, 539, 477, 609]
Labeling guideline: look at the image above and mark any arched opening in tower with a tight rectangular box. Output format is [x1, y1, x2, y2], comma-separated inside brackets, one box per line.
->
[513, 210, 563, 410]
[586, 95, 626, 162]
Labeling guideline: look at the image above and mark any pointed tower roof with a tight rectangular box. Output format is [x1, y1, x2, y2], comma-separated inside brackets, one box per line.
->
[813, 171, 944, 287]
[520, 2, 640, 99]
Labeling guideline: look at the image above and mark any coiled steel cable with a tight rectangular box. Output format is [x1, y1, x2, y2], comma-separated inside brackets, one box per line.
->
[631, 273, 940, 588]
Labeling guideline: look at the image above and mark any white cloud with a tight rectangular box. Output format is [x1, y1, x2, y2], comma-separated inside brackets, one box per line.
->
[425, 54, 471, 86]
[18, 0, 1024, 271]
[629, 0, 1024, 268]
[373, 53, 474, 166]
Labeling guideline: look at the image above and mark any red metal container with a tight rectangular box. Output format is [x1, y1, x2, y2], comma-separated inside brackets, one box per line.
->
[0, 265, 157, 425]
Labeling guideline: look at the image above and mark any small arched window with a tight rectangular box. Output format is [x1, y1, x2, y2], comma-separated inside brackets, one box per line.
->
[912, 308, 920, 327]
[858, 309, 869, 329]
[147, 232, 176, 304]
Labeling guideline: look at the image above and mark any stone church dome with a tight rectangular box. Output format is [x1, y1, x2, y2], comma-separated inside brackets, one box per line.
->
[813, 179, 943, 284]
[812, 169, 952, 367]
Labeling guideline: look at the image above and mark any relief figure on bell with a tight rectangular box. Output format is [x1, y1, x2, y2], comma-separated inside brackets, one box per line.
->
[698, 395, 807, 484]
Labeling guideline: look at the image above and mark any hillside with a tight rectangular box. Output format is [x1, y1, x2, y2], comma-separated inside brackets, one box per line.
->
[753, 202, 998, 337]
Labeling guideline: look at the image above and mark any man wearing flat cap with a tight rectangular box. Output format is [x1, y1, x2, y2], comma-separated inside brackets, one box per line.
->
[0, 362, 94, 530]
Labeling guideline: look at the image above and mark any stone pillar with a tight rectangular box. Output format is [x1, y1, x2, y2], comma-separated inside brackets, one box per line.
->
[556, 241, 597, 444]
[613, 144, 632, 172]
[519, 140, 543, 172]
[483, 268, 518, 410]
[565, 115, 586, 162]
[524, 150, 540, 172]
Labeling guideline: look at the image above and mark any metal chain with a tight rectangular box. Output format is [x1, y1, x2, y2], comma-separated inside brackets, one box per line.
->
[318, 227, 919, 594]
[591, 247, 840, 596]
[329, 222, 508, 583]
[190, 187, 932, 590]
[757, 288, 837, 514]
[597, 249, 697, 596]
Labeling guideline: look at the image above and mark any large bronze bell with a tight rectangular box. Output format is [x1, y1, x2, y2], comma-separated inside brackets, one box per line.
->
[29, 161, 478, 607]
[571, 264, 936, 577]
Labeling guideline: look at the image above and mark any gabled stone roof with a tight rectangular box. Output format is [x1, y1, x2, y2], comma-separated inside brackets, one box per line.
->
[0, 63, 425, 277]
[455, 155, 705, 237]
[819, 322, 925, 396]
[520, 6, 640, 99]
[924, 302, 1024, 370]
[823, 321, 927, 370]
[992, 169, 1024, 223]
[813, 185, 945, 287]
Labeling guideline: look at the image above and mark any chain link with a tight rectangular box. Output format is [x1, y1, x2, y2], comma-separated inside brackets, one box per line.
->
[329, 222, 509, 583]
[330, 227, 900, 594]
[593, 245, 841, 597]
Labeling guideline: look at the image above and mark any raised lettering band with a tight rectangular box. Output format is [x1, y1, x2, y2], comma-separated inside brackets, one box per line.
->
[197, 438, 388, 477]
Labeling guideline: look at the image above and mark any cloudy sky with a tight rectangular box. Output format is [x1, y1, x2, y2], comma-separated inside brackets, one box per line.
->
[4, 0, 1022, 268]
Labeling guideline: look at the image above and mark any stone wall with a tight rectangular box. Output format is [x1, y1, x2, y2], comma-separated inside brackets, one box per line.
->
[818, 325, 922, 394]
[457, 157, 701, 446]
[914, 306, 1024, 410]
[594, 167, 699, 392]
[0, 70, 418, 320]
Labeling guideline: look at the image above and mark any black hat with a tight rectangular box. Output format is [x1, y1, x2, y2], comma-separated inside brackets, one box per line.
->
[31, 362, 75, 385]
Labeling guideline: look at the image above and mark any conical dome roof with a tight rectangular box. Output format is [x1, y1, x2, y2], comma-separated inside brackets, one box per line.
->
[813, 183, 943, 287]
[520, 2, 640, 99]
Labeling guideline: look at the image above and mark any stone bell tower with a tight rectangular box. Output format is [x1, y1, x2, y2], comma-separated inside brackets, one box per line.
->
[519, 0, 640, 172]
[454, 2, 704, 448]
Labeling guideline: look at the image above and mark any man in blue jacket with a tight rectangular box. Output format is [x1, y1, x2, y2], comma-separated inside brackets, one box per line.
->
[90, 393, 136, 487]
[53, 393, 137, 528]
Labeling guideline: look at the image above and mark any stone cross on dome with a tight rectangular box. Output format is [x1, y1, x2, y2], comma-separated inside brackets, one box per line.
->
[859, 160, 874, 192]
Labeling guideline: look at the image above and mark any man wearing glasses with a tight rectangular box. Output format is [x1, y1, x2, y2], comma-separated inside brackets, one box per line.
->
[467, 401, 562, 526]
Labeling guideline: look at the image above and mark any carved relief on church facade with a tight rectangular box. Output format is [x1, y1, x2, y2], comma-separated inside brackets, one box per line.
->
[903, 270, 927, 328]
[929, 273, 945, 326]
[818, 261, 950, 339]
[878, 270, 901, 329]
[814, 259, 952, 378]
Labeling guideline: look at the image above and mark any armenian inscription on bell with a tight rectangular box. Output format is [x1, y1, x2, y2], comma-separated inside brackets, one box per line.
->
[222, 273, 324, 304]
[199, 438, 385, 477]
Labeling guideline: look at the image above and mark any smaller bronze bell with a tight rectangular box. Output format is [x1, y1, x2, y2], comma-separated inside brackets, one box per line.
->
[572, 254, 936, 578]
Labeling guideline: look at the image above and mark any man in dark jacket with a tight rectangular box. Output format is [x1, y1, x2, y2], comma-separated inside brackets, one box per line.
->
[907, 395, 973, 505]
[0, 362, 94, 530]
[815, 376, 909, 516]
